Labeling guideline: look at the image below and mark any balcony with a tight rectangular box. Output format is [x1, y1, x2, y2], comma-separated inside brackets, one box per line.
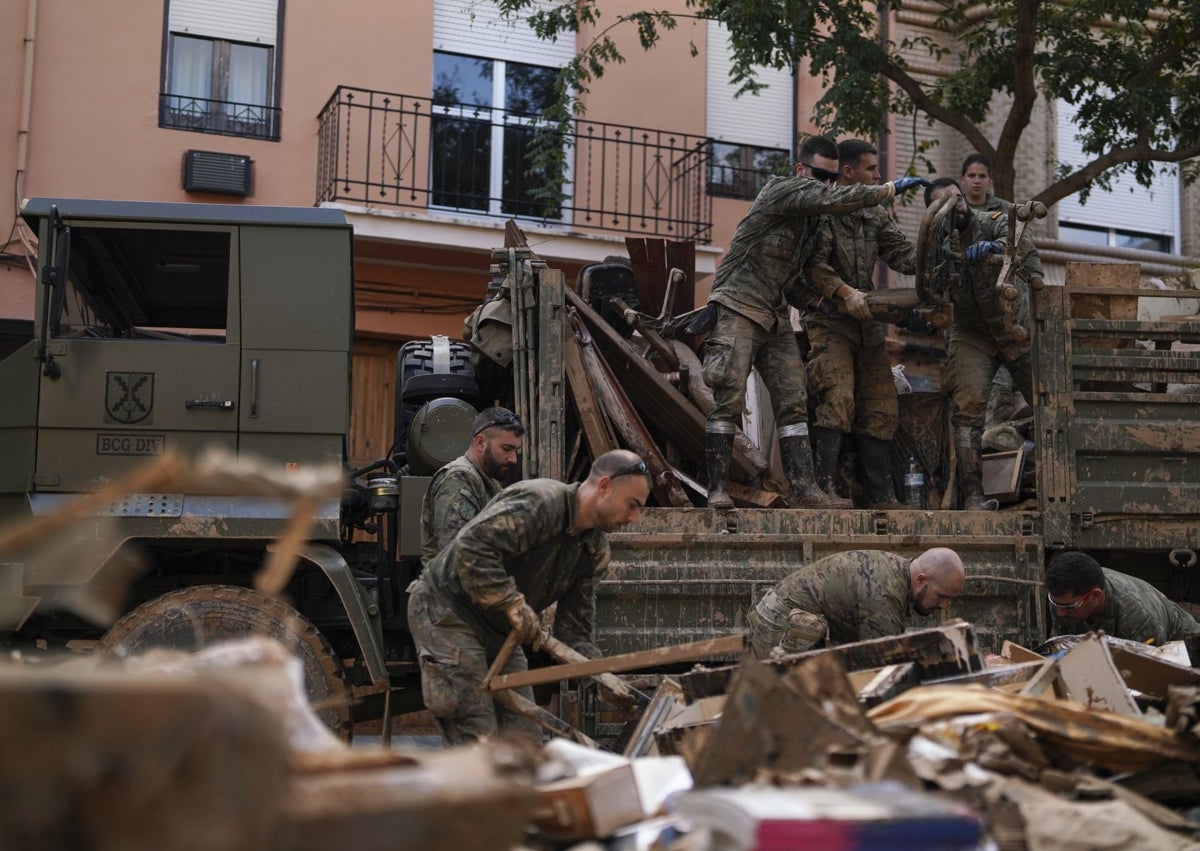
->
[159, 93, 280, 141]
[316, 86, 714, 243]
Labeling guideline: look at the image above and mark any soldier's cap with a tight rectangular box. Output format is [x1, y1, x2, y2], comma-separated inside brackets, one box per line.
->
[472, 407, 525, 437]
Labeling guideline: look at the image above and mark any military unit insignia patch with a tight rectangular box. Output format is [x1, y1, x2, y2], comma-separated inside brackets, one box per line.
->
[105, 371, 154, 424]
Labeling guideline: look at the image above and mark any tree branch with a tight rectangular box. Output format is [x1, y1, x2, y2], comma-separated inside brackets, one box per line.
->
[878, 61, 992, 154]
[1123, 15, 1200, 91]
[994, 0, 1041, 199]
[1034, 141, 1200, 207]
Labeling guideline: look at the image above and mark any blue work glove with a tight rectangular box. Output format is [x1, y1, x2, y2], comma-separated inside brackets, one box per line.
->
[964, 240, 1004, 264]
[891, 176, 932, 194]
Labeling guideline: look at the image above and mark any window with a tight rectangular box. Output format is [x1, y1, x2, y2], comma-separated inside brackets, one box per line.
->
[705, 22, 793, 200]
[1056, 98, 1179, 255]
[57, 226, 231, 341]
[430, 52, 563, 219]
[1059, 223, 1173, 254]
[707, 142, 790, 199]
[160, 0, 281, 140]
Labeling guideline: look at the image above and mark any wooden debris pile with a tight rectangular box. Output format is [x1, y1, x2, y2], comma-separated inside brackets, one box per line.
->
[509, 624, 1200, 850]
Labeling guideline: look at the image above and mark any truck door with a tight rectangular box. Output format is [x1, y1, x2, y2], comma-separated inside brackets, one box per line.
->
[237, 225, 352, 468]
[33, 222, 241, 493]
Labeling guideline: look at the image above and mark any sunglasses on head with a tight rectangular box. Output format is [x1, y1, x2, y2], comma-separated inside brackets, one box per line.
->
[610, 459, 650, 480]
[1046, 590, 1089, 611]
[474, 409, 522, 436]
[801, 162, 840, 182]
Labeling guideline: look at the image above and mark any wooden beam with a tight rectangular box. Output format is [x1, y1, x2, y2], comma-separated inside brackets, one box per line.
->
[490, 634, 748, 692]
[564, 287, 759, 480]
[493, 689, 599, 748]
[677, 621, 984, 702]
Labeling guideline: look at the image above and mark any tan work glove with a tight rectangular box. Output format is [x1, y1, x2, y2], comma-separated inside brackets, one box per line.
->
[842, 289, 872, 321]
[504, 595, 545, 651]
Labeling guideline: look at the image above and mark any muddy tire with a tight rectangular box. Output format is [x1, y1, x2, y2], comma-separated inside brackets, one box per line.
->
[97, 584, 353, 740]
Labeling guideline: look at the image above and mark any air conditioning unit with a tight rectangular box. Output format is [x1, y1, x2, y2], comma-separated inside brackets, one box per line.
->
[183, 150, 252, 197]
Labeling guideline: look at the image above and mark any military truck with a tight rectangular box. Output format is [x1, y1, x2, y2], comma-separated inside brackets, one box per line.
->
[476, 246, 1200, 659]
[2, 199, 1198, 739]
[0, 198, 484, 737]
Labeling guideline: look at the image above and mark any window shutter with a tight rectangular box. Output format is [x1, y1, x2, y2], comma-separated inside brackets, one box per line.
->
[1056, 99, 1178, 237]
[168, 0, 278, 46]
[705, 23, 792, 151]
[433, 0, 575, 67]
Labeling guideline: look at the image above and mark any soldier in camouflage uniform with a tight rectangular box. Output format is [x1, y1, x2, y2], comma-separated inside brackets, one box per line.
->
[700, 134, 931, 510]
[1046, 551, 1200, 644]
[960, 153, 1012, 214]
[747, 547, 965, 658]
[407, 449, 650, 745]
[804, 139, 918, 508]
[925, 178, 1042, 509]
[420, 407, 524, 564]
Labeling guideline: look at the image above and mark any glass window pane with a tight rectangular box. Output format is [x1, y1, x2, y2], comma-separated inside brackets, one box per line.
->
[431, 116, 491, 211]
[1115, 231, 1171, 253]
[501, 125, 563, 218]
[433, 52, 493, 107]
[228, 43, 270, 106]
[707, 142, 788, 199]
[166, 35, 215, 130]
[1058, 224, 1110, 247]
[505, 62, 558, 115]
[170, 35, 214, 99]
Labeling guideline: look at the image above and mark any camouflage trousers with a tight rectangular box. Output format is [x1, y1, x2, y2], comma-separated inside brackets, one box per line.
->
[702, 306, 808, 426]
[747, 587, 829, 659]
[805, 320, 898, 440]
[943, 331, 1033, 429]
[406, 578, 540, 746]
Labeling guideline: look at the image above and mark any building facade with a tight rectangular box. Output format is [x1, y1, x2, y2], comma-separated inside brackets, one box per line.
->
[2, 0, 1196, 459]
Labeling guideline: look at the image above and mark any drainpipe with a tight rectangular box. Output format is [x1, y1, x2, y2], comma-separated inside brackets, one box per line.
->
[16, 0, 38, 194]
[877, 0, 891, 290]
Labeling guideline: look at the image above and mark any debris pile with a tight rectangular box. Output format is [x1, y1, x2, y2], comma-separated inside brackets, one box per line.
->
[508, 622, 1200, 851]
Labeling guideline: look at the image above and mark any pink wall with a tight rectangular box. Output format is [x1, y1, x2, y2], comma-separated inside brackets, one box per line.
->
[0, 0, 746, 327]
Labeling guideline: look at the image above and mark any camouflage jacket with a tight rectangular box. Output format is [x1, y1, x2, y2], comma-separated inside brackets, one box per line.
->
[805, 204, 917, 336]
[419, 453, 505, 565]
[775, 550, 911, 645]
[424, 479, 608, 657]
[1054, 567, 1200, 644]
[969, 193, 1011, 214]
[708, 177, 897, 332]
[941, 209, 1042, 360]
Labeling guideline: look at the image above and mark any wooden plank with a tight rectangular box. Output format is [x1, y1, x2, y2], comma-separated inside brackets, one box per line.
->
[677, 621, 984, 702]
[562, 333, 618, 459]
[1057, 636, 1141, 716]
[491, 634, 748, 692]
[493, 689, 599, 748]
[729, 482, 786, 508]
[571, 310, 690, 507]
[1001, 640, 1045, 663]
[564, 286, 759, 480]
[857, 662, 919, 707]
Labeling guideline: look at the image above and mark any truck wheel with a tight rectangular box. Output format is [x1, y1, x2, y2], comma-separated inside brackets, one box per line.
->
[96, 584, 353, 740]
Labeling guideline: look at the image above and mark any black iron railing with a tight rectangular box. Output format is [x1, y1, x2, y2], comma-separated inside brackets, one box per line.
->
[316, 86, 714, 243]
[159, 93, 280, 141]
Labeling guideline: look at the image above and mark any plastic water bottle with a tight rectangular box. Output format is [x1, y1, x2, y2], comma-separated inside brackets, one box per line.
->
[904, 456, 925, 509]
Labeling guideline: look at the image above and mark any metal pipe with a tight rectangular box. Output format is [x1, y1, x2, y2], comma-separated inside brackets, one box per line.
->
[17, 0, 38, 182]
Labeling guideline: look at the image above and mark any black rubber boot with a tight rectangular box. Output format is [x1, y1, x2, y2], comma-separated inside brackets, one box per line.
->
[955, 425, 999, 511]
[859, 435, 907, 509]
[811, 426, 844, 499]
[705, 424, 735, 510]
[780, 425, 850, 508]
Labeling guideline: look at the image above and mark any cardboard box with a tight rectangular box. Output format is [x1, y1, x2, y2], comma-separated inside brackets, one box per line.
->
[531, 763, 643, 840]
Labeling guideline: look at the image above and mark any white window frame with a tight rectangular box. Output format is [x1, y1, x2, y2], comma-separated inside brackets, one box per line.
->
[430, 53, 572, 223]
